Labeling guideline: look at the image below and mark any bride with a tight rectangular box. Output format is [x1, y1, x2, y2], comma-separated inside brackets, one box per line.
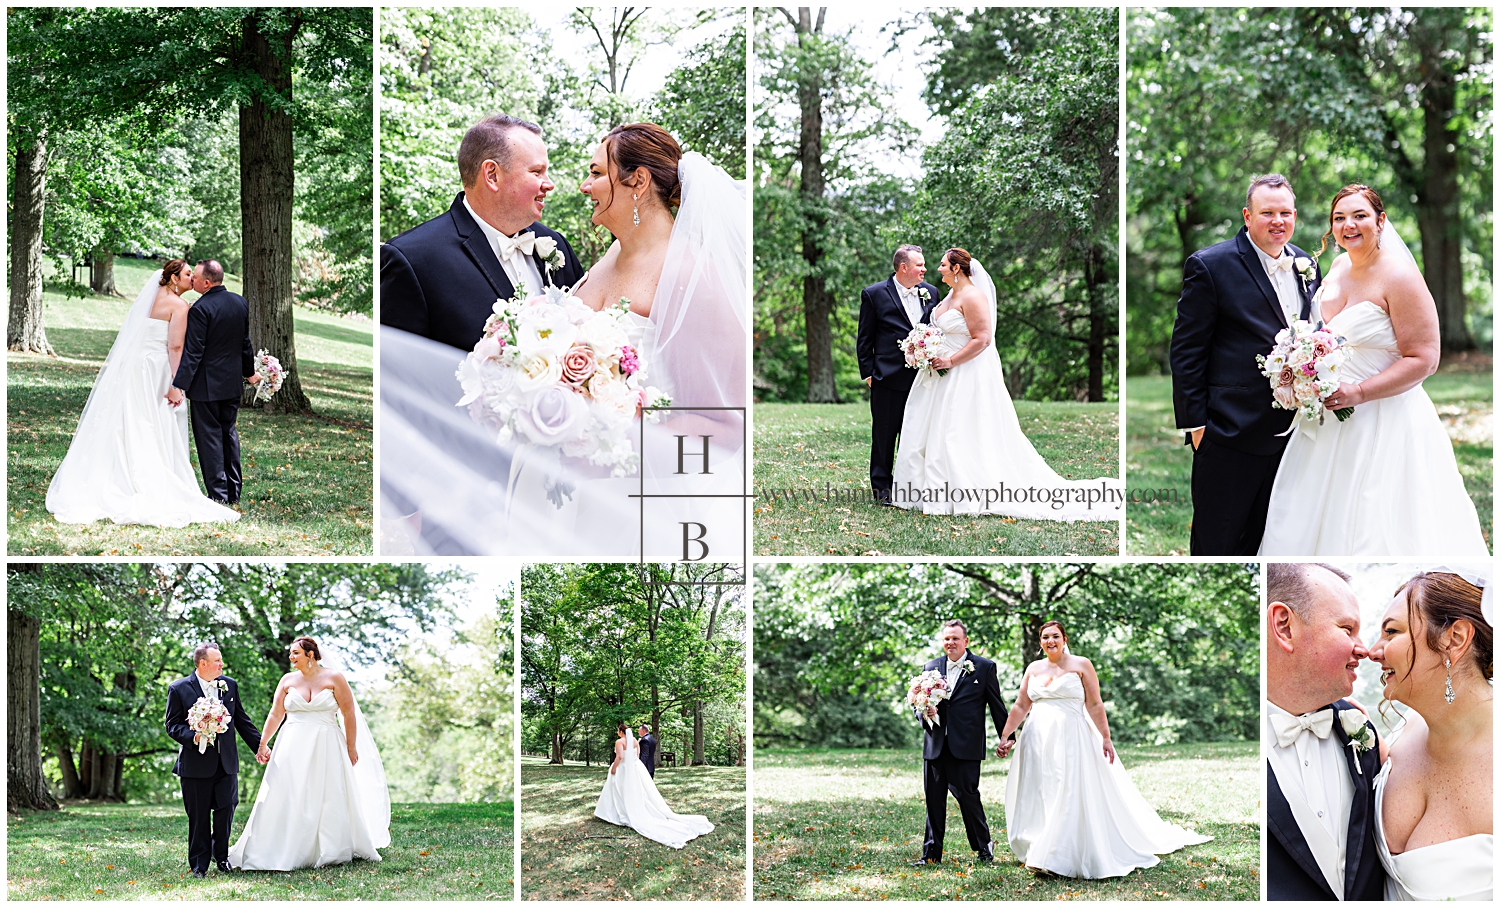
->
[594, 723, 713, 849]
[998, 621, 1211, 878]
[892, 248, 1120, 520]
[45, 261, 240, 527]
[1261, 185, 1488, 555]
[379, 123, 745, 555]
[1367, 571, 1492, 900]
[228, 636, 390, 870]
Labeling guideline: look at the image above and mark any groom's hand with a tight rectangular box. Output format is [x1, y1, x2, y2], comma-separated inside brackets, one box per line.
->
[255, 745, 271, 764]
[167, 387, 184, 408]
[1189, 427, 1204, 450]
[865, 376, 872, 387]
[246, 373, 262, 386]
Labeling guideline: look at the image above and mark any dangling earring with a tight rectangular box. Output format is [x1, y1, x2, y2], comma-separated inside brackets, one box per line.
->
[632, 193, 640, 227]
[1377, 228, 1383, 250]
[1444, 656, 1455, 704]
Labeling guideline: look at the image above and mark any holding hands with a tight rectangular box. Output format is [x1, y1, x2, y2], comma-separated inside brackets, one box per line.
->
[256, 744, 271, 764]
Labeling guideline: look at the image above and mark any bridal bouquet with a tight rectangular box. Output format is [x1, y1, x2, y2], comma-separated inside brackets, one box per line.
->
[187, 696, 231, 753]
[907, 670, 952, 725]
[252, 350, 285, 403]
[456, 285, 671, 476]
[1256, 320, 1354, 427]
[900, 324, 948, 377]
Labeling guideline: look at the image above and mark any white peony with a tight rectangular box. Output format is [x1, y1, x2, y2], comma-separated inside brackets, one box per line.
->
[514, 350, 563, 395]
[515, 303, 579, 355]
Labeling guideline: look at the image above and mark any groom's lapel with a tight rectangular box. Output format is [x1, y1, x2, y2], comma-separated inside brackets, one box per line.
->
[1332, 704, 1373, 898]
[886, 278, 913, 330]
[451, 194, 516, 299]
[1266, 764, 1339, 899]
[1234, 228, 1289, 328]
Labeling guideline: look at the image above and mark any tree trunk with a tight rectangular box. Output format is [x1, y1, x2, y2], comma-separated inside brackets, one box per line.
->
[795, 9, 838, 403]
[8, 609, 59, 812]
[692, 701, 705, 765]
[1085, 245, 1107, 402]
[90, 251, 118, 297]
[550, 731, 563, 764]
[8, 133, 54, 355]
[1415, 57, 1471, 354]
[1019, 568, 1043, 665]
[240, 10, 311, 413]
[54, 739, 85, 800]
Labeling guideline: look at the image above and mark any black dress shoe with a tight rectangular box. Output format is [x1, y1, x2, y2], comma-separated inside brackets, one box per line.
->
[217, 861, 233, 874]
[192, 870, 207, 879]
[910, 857, 940, 866]
[977, 847, 995, 863]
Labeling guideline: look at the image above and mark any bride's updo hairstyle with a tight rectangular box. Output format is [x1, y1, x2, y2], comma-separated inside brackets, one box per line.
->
[944, 247, 973, 277]
[159, 259, 190, 286]
[292, 636, 322, 662]
[1392, 572, 1492, 684]
[603, 122, 683, 212]
[1038, 619, 1068, 641]
[1317, 183, 1386, 258]
[616, 722, 628, 736]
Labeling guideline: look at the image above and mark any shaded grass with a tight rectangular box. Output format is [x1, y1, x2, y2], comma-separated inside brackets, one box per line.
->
[520, 758, 744, 900]
[8, 259, 372, 555]
[753, 743, 1257, 901]
[7, 800, 512, 900]
[754, 402, 1120, 556]
[1125, 373, 1493, 555]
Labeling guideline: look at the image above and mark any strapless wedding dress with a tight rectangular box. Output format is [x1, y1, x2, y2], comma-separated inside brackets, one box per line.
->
[892, 308, 1121, 520]
[228, 690, 388, 870]
[45, 318, 239, 527]
[1373, 762, 1493, 900]
[1004, 673, 1211, 878]
[1261, 301, 1488, 554]
[594, 735, 713, 849]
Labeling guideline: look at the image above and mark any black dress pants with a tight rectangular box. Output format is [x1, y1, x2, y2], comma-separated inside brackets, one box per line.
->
[190, 397, 243, 503]
[181, 765, 238, 872]
[922, 749, 989, 861]
[1189, 436, 1286, 555]
[869, 375, 914, 501]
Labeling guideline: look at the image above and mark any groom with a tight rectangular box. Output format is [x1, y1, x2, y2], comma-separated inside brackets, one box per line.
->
[164, 644, 265, 877]
[913, 620, 1008, 865]
[381, 113, 586, 351]
[169, 260, 260, 505]
[1264, 563, 1386, 900]
[1170, 175, 1322, 554]
[857, 245, 940, 504]
[638, 725, 658, 778]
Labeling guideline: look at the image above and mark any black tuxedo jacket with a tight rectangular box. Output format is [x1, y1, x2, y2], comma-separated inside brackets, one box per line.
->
[164, 673, 262, 779]
[857, 277, 940, 385]
[380, 192, 586, 351]
[173, 286, 255, 402]
[1266, 699, 1386, 901]
[1169, 227, 1322, 456]
[918, 652, 1008, 762]
[638, 733, 657, 770]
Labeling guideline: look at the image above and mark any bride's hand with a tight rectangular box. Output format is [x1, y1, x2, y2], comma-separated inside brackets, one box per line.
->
[1326, 381, 1366, 410]
[347, 745, 359, 766]
[1102, 739, 1115, 764]
[610, 764, 617, 776]
[931, 356, 953, 371]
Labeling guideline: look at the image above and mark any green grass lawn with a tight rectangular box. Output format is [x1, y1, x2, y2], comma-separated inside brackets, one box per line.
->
[7, 800, 512, 900]
[754, 402, 1120, 556]
[8, 258, 372, 555]
[520, 757, 744, 900]
[1125, 372, 1493, 555]
[753, 743, 1258, 902]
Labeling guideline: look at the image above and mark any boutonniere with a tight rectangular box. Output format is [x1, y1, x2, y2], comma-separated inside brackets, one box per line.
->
[961, 659, 974, 675]
[1338, 708, 1375, 773]
[1294, 256, 1316, 290]
[214, 678, 228, 696]
[918, 287, 931, 303]
[534, 235, 564, 279]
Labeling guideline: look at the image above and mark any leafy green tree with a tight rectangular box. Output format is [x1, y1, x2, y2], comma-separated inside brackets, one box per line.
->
[651, 16, 748, 179]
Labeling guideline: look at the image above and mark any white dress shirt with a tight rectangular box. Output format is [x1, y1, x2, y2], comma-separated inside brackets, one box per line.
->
[945, 652, 968, 689]
[1251, 242, 1304, 326]
[196, 670, 221, 702]
[1264, 700, 1354, 898]
[896, 281, 924, 327]
[462, 195, 545, 297]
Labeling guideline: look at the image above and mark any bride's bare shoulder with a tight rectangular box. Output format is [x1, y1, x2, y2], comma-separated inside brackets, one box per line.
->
[1388, 709, 1429, 761]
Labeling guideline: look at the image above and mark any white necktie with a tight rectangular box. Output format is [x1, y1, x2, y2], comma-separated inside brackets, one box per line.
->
[1267, 254, 1295, 273]
[496, 230, 536, 266]
[1270, 709, 1333, 748]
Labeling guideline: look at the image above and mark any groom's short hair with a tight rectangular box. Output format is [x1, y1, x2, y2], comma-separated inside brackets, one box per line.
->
[1266, 562, 1351, 619]
[195, 259, 224, 285]
[941, 618, 967, 635]
[191, 642, 219, 666]
[459, 114, 543, 187]
[1245, 173, 1295, 209]
[893, 245, 923, 272]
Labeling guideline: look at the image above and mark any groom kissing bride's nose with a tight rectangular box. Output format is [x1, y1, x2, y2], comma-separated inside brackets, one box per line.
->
[381, 113, 587, 351]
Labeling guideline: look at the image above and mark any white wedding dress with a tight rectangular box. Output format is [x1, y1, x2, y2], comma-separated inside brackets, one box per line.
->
[892, 261, 1121, 520]
[1261, 298, 1488, 555]
[45, 270, 239, 527]
[1373, 762, 1492, 900]
[379, 151, 746, 555]
[1004, 673, 1211, 878]
[228, 689, 391, 870]
[594, 729, 713, 849]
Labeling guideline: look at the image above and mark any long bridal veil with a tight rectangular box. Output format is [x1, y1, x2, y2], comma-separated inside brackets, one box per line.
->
[380, 151, 747, 556]
[320, 643, 391, 848]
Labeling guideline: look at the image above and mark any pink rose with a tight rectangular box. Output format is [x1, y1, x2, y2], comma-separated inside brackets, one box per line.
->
[1273, 383, 1298, 410]
[560, 343, 597, 386]
[1277, 366, 1296, 388]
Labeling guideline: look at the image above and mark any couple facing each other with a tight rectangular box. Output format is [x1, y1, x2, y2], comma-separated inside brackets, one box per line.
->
[379, 114, 746, 555]
[593, 722, 713, 850]
[162, 638, 389, 876]
[46, 259, 264, 528]
[913, 620, 1209, 878]
[1264, 563, 1492, 900]
[857, 246, 1119, 521]
[1171, 174, 1487, 556]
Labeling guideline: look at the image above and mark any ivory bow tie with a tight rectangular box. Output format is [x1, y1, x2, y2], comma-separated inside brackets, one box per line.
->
[1270, 708, 1333, 748]
[1268, 254, 1296, 273]
[496, 230, 536, 263]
